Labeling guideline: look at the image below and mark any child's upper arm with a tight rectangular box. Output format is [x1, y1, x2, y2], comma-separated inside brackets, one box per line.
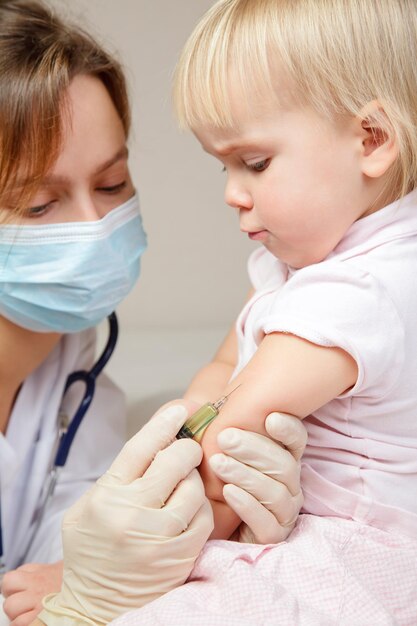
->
[199, 331, 358, 501]
[211, 287, 255, 368]
[184, 289, 254, 404]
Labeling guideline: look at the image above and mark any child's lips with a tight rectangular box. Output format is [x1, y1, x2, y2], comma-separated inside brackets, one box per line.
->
[247, 230, 268, 241]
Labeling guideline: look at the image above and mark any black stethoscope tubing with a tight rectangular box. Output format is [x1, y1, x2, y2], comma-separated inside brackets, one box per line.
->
[54, 312, 118, 467]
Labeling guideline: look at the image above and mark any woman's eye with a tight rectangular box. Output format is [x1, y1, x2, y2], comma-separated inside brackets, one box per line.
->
[27, 202, 54, 218]
[249, 159, 270, 172]
[97, 181, 127, 194]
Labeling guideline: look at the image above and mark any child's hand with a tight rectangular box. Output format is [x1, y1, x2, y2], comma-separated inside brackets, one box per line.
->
[211, 412, 307, 544]
[1, 561, 63, 625]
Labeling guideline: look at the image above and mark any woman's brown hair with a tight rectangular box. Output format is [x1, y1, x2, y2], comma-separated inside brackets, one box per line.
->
[0, 0, 130, 215]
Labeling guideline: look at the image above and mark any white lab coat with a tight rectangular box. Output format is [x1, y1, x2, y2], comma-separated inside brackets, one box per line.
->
[0, 328, 126, 569]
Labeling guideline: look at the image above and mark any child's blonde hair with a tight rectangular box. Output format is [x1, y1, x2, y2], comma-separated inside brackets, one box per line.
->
[173, 0, 417, 198]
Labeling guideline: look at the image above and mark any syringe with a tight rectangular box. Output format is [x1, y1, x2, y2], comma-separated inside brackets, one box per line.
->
[176, 385, 241, 443]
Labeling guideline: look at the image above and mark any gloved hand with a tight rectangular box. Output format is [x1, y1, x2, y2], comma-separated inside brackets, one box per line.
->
[210, 411, 307, 544]
[38, 403, 213, 626]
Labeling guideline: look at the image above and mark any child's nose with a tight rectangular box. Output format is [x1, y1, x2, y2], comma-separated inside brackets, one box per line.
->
[224, 178, 253, 211]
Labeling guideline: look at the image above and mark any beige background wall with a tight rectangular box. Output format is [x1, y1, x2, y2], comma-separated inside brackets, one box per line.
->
[52, 0, 256, 332]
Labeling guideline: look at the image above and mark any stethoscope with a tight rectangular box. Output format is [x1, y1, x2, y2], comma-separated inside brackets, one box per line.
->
[0, 312, 119, 579]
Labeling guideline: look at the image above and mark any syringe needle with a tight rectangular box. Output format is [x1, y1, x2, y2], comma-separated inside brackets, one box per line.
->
[212, 384, 242, 410]
[176, 384, 243, 442]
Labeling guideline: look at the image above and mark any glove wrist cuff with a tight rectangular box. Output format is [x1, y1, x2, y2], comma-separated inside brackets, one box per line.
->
[39, 593, 104, 626]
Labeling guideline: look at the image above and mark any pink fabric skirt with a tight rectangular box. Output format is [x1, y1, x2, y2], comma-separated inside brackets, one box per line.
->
[112, 515, 417, 625]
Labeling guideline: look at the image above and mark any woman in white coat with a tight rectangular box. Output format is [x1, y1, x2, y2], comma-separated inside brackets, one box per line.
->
[0, 325, 126, 566]
[0, 2, 306, 624]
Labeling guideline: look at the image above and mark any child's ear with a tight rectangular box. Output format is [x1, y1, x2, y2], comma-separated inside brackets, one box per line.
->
[358, 100, 399, 178]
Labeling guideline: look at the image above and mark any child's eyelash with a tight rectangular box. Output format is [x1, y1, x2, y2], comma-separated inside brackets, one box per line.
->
[221, 161, 271, 173]
[249, 159, 270, 172]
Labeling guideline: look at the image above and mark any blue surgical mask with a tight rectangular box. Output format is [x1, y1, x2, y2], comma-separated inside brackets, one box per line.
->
[0, 193, 147, 333]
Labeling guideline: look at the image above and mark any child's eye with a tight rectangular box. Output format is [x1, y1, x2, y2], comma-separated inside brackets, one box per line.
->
[249, 159, 270, 172]
[97, 181, 127, 194]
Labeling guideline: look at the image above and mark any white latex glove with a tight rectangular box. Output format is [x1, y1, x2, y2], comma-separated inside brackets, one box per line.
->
[210, 411, 307, 544]
[38, 403, 213, 626]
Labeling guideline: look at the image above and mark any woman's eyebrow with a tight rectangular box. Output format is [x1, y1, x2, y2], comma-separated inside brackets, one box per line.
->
[16, 146, 130, 188]
[94, 145, 129, 175]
